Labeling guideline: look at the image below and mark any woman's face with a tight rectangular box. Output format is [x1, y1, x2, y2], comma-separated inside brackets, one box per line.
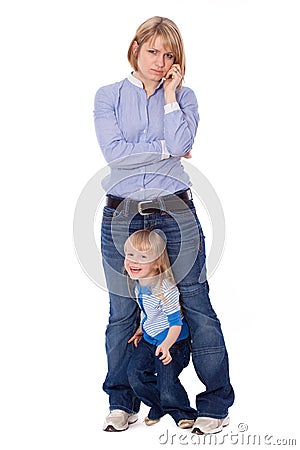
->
[133, 35, 175, 86]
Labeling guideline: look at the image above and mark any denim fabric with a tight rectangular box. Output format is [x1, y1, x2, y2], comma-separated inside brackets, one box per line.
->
[101, 196, 234, 417]
[127, 338, 197, 424]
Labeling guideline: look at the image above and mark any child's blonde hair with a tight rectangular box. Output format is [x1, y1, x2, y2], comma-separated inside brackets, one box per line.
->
[124, 229, 176, 301]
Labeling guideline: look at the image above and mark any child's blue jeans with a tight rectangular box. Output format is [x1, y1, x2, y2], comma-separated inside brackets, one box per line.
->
[127, 338, 197, 424]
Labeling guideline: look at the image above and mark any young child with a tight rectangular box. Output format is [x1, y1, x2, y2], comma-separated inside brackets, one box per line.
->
[124, 229, 197, 429]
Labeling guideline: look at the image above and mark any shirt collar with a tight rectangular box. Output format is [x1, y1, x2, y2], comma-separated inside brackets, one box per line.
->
[128, 72, 144, 88]
[127, 72, 164, 91]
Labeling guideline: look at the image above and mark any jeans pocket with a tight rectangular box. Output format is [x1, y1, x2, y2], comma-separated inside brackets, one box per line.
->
[102, 206, 123, 222]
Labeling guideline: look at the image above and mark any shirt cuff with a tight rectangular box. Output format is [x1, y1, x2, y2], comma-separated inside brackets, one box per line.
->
[167, 311, 183, 327]
[161, 140, 170, 159]
[164, 102, 180, 115]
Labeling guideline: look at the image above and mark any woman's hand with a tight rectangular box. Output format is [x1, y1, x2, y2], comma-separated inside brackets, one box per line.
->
[182, 149, 192, 159]
[164, 64, 182, 104]
[128, 327, 143, 347]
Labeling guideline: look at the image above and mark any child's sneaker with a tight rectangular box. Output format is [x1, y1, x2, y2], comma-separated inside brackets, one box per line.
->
[177, 419, 195, 429]
[192, 416, 230, 435]
[144, 416, 161, 426]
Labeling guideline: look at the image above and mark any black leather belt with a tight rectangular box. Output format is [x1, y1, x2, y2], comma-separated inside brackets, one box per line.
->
[106, 189, 193, 215]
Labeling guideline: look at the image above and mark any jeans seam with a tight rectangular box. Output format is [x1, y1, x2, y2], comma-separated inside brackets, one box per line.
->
[192, 345, 225, 356]
[195, 412, 229, 419]
[109, 404, 137, 414]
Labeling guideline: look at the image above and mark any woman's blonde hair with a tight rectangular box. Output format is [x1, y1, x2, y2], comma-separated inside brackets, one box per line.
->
[124, 229, 176, 301]
[127, 16, 186, 84]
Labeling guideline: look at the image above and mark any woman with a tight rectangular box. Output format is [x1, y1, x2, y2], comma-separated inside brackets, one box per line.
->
[94, 16, 234, 434]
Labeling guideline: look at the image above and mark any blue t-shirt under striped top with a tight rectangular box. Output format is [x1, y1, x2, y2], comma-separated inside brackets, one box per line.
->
[135, 280, 189, 346]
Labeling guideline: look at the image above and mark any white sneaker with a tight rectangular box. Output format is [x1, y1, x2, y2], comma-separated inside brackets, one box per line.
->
[192, 416, 230, 435]
[103, 409, 138, 432]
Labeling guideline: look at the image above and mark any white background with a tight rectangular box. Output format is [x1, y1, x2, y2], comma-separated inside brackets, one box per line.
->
[1, 0, 299, 449]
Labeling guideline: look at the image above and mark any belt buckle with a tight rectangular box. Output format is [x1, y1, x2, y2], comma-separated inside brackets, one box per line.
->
[138, 200, 153, 215]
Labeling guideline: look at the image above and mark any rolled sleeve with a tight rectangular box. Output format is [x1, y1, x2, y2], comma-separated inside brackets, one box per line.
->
[160, 140, 171, 159]
[167, 310, 183, 327]
[164, 102, 181, 115]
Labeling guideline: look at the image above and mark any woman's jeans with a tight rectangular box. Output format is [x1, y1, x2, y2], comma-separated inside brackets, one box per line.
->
[101, 196, 234, 418]
[127, 338, 197, 424]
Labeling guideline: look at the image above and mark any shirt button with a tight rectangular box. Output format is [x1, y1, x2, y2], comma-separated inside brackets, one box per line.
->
[143, 129, 146, 134]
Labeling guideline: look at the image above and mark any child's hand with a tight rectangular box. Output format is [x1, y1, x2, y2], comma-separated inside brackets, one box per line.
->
[128, 329, 143, 347]
[155, 344, 172, 365]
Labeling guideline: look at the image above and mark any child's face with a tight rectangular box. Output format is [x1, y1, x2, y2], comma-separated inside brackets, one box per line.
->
[124, 242, 158, 281]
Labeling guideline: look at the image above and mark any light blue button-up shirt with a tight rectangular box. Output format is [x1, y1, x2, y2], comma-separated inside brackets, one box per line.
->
[94, 74, 199, 200]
